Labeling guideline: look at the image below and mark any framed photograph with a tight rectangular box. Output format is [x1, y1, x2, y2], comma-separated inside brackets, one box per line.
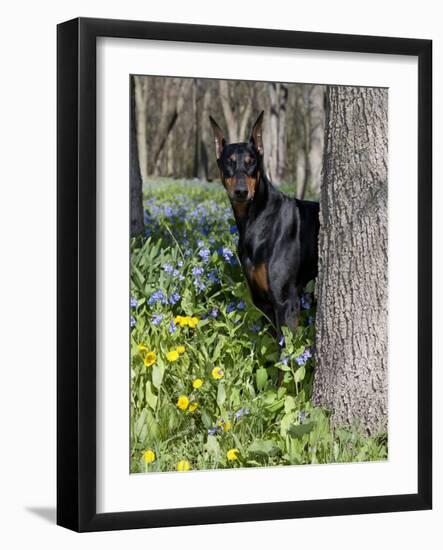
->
[57, 17, 432, 532]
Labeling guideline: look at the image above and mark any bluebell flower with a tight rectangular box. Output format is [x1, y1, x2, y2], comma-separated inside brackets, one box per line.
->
[130, 296, 138, 308]
[300, 293, 312, 310]
[221, 247, 234, 263]
[198, 248, 211, 263]
[234, 407, 250, 420]
[226, 303, 236, 314]
[148, 289, 168, 306]
[194, 279, 206, 293]
[208, 427, 218, 436]
[229, 225, 238, 234]
[169, 320, 176, 333]
[207, 270, 220, 284]
[191, 266, 204, 277]
[162, 263, 174, 274]
[237, 301, 246, 311]
[210, 308, 219, 318]
[172, 269, 185, 281]
[151, 313, 163, 325]
[177, 260, 184, 267]
[281, 356, 289, 366]
[278, 335, 285, 348]
[295, 348, 312, 366]
[130, 316, 136, 328]
[169, 292, 181, 305]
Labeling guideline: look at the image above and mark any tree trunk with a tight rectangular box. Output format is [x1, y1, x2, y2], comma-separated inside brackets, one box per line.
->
[313, 86, 388, 436]
[130, 76, 145, 237]
[133, 76, 149, 183]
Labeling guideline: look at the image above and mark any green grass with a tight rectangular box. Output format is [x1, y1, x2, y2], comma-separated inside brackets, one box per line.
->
[130, 178, 387, 473]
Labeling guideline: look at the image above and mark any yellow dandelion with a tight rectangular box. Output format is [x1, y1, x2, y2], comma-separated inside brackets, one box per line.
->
[226, 448, 239, 461]
[166, 350, 180, 362]
[192, 378, 203, 389]
[174, 315, 186, 326]
[211, 367, 224, 380]
[188, 402, 198, 412]
[176, 395, 189, 411]
[143, 351, 156, 367]
[177, 460, 191, 471]
[187, 316, 199, 328]
[143, 449, 156, 464]
[176, 345, 186, 355]
[137, 343, 149, 353]
[223, 421, 232, 432]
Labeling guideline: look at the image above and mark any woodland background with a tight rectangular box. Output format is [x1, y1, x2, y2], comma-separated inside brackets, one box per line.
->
[132, 75, 325, 195]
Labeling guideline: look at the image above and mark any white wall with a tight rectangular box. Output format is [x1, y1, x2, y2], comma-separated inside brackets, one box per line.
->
[0, 1, 440, 548]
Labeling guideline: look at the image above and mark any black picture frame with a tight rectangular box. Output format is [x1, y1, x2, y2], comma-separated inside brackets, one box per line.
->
[57, 17, 432, 532]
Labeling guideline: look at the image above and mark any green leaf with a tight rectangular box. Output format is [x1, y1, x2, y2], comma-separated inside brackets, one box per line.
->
[284, 395, 297, 413]
[256, 367, 267, 391]
[216, 381, 226, 407]
[288, 422, 315, 439]
[145, 381, 158, 410]
[205, 435, 221, 460]
[293, 365, 306, 383]
[151, 362, 165, 389]
[212, 336, 226, 361]
[248, 439, 280, 458]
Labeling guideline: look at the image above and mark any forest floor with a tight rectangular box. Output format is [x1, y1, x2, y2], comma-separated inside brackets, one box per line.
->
[130, 177, 388, 473]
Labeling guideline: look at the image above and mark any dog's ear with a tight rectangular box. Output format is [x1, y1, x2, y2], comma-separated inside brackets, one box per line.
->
[249, 111, 264, 156]
[209, 116, 226, 160]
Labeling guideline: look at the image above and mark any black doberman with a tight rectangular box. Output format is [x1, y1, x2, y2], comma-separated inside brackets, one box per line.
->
[209, 111, 320, 361]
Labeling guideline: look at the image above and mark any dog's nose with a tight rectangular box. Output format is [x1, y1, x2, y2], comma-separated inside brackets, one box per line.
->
[234, 188, 248, 200]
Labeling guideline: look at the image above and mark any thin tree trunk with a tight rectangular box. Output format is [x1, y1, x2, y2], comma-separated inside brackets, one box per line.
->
[313, 86, 388, 436]
[133, 76, 148, 183]
[130, 76, 145, 237]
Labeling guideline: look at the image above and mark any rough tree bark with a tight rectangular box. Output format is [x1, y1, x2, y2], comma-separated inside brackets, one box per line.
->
[313, 86, 388, 435]
[130, 76, 145, 237]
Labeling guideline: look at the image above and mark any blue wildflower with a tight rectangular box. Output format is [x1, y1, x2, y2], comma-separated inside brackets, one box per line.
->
[234, 407, 250, 420]
[130, 316, 136, 328]
[299, 411, 307, 423]
[251, 323, 261, 333]
[230, 225, 238, 234]
[148, 289, 168, 306]
[295, 348, 312, 366]
[300, 293, 312, 310]
[162, 263, 174, 274]
[208, 427, 218, 436]
[208, 270, 220, 284]
[226, 303, 236, 314]
[169, 320, 176, 333]
[191, 266, 204, 277]
[210, 308, 219, 318]
[237, 301, 246, 310]
[177, 260, 183, 267]
[130, 296, 138, 308]
[278, 335, 285, 348]
[194, 279, 206, 293]
[198, 248, 211, 263]
[151, 313, 163, 325]
[221, 247, 234, 263]
[169, 292, 181, 305]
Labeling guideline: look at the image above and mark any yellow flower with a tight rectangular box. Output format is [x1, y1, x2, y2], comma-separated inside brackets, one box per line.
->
[187, 317, 199, 328]
[188, 402, 198, 412]
[143, 449, 156, 464]
[177, 460, 191, 471]
[176, 395, 189, 411]
[137, 343, 149, 353]
[192, 378, 203, 389]
[223, 421, 232, 432]
[166, 350, 180, 362]
[176, 345, 186, 355]
[174, 315, 186, 326]
[211, 367, 224, 380]
[143, 351, 156, 367]
[226, 448, 239, 461]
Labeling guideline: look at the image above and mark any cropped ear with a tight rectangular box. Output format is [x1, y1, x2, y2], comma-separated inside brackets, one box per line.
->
[249, 111, 264, 156]
[209, 116, 226, 160]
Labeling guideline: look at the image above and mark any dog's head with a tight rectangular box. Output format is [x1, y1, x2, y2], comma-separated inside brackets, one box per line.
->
[209, 111, 264, 204]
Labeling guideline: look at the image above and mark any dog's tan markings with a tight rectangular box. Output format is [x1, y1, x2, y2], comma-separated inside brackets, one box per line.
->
[245, 175, 258, 198]
[228, 154, 237, 163]
[250, 263, 268, 292]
